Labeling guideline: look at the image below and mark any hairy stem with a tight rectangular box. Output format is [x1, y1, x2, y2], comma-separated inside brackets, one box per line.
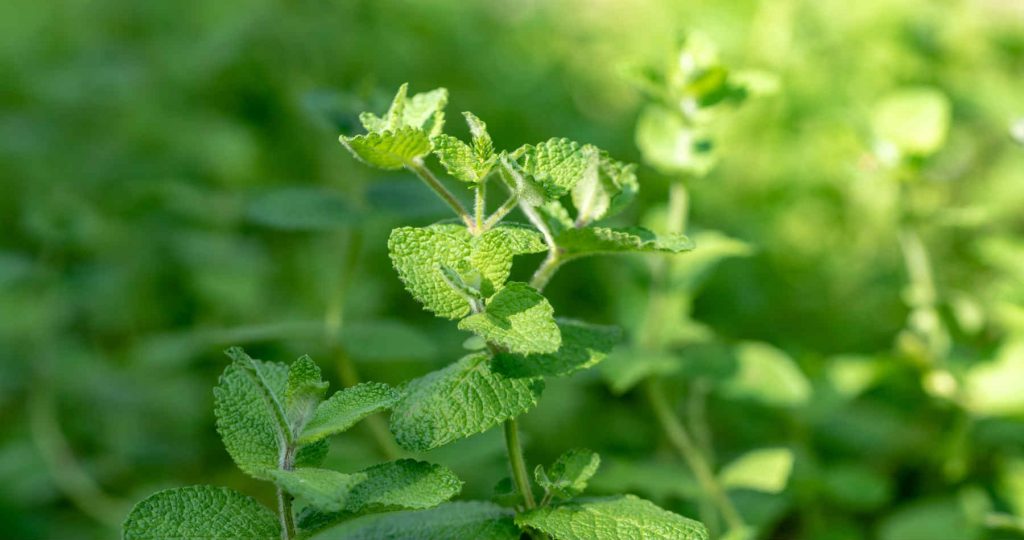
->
[474, 182, 486, 232]
[504, 418, 537, 510]
[277, 446, 297, 540]
[407, 159, 474, 230]
[520, 203, 562, 291]
[484, 195, 519, 229]
[644, 380, 745, 533]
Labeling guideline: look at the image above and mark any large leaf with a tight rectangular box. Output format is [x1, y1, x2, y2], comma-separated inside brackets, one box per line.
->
[390, 353, 544, 451]
[311, 501, 519, 540]
[123, 486, 279, 540]
[271, 459, 461, 514]
[492, 319, 621, 378]
[516, 495, 708, 540]
[299, 382, 399, 445]
[558, 226, 694, 261]
[458, 282, 561, 355]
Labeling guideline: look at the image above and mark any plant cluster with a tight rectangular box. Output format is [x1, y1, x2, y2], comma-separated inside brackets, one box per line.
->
[122, 83, 710, 539]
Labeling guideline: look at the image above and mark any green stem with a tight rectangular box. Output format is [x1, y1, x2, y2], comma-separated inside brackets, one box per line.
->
[644, 380, 745, 533]
[407, 159, 474, 230]
[277, 446, 297, 540]
[484, 195, 519, 229]
[474, 182, 486, 233]
[504, 419, 537, 510]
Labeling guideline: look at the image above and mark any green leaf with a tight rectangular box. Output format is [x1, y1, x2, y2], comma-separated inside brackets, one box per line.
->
[359, 84, 448, 136]
[344, 459, 463, 512]
[600, 348, 681, 395]
[872, 87, 951, 158]
[636, 104, 716, 176]
[246, 187, 359, 231]
[535, 448, 601, 499]
[271, 468, 366, 513]
[516, 495, 708, 540]
[390, 352, 544, 451]
[311, 501, 519, 540]
[285, 355, 329, 435]
[299, 382, 399, 445]
[458, 282, 561, 355]
[214, 349, 290, 479]
[963, 339, 1024, 417]
[432, 113, 495, 184]
[557, 226, 695, 261]
[492, 319, 621, 378]
[719, 448, 794, 493]
[389, 225, 545, 319]
[340, 127, 432, 170]
[723, 342, 811, 407]
[571, 152, 639, 225]
[123, 486, 279, 540]
[272, 459, 461, 514]
[516, 138, 593, 200]
[877, 493, 986, 540]
[389, 225, 474, 319]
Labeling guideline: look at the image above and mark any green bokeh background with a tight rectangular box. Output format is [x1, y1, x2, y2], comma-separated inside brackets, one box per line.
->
[2, 0, 1023, 538]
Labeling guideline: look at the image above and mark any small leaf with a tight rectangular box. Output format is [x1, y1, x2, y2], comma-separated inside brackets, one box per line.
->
[285, 355, 329, 434]
[123, 486, 279, 540]
[872, 87, 951, 158]
[360, 84, 448, 135]
[516, 494, 708, 540]
[246, 187, 359, 232]
[723, 342, 811, 407]
[272, 459, 461, 514]
[600, 348, 681, 395]
[299, 382, 399, 445]
[558, 226, 695, 261]
[516, 138, 593, 200]
[432, 114, 496, 184]
[492, 319, 621, 378]
[536, 448, 601, 499]
[340, 127, 432, 170]
[438, 263, 484, 303]
[390, 353, 544, 451]
[311, 501, 519, 540]
[458, 282, 561, 355]
[571, 152, 639, 225]
[719, 448, 794, 493]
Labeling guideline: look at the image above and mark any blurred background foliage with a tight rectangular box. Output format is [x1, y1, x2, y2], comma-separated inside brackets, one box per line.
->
[2, 0, 1023, 538]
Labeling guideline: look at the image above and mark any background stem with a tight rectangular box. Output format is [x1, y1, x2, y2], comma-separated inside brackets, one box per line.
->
[504, 419, 537, 510]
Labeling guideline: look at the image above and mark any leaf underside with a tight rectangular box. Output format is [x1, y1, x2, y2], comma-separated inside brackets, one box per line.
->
[516, 495, 708, 540]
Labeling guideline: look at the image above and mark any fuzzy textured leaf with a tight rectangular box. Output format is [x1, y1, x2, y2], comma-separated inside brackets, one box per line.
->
[458, 282, 561, 355]
[571, 152, 639, 224]
[390, 353, 544, 451]
[299, 382, 399, 444]
[492, 319, 621, 378]
[285, 355, 329, 433]
[536, 448, 601, 499]
[516, 495, 708, 540]
[432, 114, 495, 183]
[340, 127, 432, 170]
[123, 486, 279, 540]
[272, 459, 461, 514]
[516, 138, 592, 199]
[311, 501, 519, 540]
[214, 353, 290, 479]
[558, 227, 695, 261]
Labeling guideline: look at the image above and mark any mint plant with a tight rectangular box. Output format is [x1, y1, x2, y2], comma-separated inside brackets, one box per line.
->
[121, 84, 707, 539]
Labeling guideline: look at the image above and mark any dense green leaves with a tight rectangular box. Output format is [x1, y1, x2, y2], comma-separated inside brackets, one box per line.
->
[389, 353, 544, 451]
[272, 459, 461, 513]
[492, 319, 621, 378]
[123, 486, 279, 540]
[458, 282, 561, 355]
[557, 227, 695, 261]
[516, 495, 708, 540]
[311, 501, 519, 540]
[536, 448, 601, 500]
[432, 112, 496, 183]
[299, 382, 399, 444]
